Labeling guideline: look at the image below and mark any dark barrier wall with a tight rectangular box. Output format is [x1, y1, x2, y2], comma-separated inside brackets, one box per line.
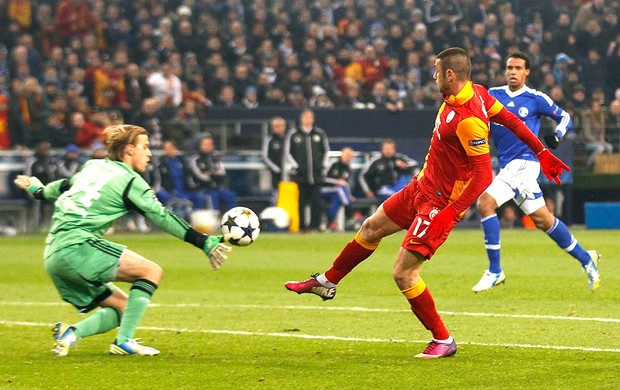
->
[205, 107, 575, 172]
[205, 107, 437, 162]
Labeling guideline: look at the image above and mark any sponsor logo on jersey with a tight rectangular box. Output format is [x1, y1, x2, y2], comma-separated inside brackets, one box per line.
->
[518, 107, 529, 117]
[312, 134, 322, 142]
[446, 110, 455, 123]
[507, 101, 515, 107]
[468, 138, 486, 146]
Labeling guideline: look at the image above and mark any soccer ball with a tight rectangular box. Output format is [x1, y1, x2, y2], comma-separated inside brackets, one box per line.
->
[220, 207, 260, 246]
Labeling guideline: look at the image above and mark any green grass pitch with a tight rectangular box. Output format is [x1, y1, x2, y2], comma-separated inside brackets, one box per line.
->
[1, 228, 618, 389]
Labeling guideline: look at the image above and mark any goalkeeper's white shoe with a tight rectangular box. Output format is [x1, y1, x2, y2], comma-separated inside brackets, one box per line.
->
[472, 270, 506, 292]
[584, 250, 601, 291]
[110, 339, 160, 356]
[51, 322, 76, 357]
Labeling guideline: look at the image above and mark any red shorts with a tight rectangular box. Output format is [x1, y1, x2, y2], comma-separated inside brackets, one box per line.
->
[383, 178, 460, 259]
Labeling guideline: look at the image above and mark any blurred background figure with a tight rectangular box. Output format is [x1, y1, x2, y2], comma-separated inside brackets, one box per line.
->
[321, 147, 355, 231]
[284, 109, 330, 233]
[56, 143, 81, 179]
[154, 139, 205, 217]
[581, 99, 613, 171]
[262, 116, 287, 204]
[27, 141, 57, 230]
[359, 139, 418, 202]
[187, 136, 238, 214]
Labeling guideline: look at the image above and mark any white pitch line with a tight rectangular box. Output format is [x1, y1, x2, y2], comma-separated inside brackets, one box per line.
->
[1, 301, 619, 323]
[1, 319, 619, 354]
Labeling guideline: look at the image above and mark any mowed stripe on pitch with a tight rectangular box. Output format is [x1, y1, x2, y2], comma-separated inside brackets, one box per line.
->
[0, 319, 619, 354]
[1, 301, 619, 323]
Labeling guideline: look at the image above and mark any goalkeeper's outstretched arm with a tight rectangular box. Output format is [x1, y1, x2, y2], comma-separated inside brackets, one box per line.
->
[14, 175, 72, 201]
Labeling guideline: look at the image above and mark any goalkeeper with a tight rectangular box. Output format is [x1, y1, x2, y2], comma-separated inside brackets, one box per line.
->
[14, 124, 232, 356]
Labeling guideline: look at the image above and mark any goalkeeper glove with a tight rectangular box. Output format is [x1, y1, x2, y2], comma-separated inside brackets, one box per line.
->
[14, 175, 44, 198]
[203, 234, 232, 270]
[543, 130, 562, 149]
[537, 148, 570, 184]
[426, 206, 458, 240]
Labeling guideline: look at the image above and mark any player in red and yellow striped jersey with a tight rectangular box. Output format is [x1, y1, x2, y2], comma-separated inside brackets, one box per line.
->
[285, 48, 569, 359]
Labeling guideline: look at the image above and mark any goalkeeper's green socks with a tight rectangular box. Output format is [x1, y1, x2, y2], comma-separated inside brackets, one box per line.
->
[116, 279, 158, 344]
[73, 307, 122, 339]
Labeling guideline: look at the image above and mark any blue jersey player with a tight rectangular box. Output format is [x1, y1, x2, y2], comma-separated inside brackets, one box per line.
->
[472, 53, 601, 292]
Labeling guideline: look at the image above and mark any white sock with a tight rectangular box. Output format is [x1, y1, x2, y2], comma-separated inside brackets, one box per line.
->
[433, 336, 454, 344]
[316, 274, 337, 288]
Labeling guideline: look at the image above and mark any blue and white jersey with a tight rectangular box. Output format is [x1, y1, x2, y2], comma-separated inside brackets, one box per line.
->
[488, 85, 571, 168]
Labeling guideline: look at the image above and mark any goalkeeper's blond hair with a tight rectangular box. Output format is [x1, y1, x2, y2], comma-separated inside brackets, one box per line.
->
[104, 124, 148, 162]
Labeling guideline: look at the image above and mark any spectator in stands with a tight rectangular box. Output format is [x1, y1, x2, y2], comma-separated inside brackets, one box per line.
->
[569, 84, 589, 111]
[241, 85, 260, 109]
[132, 97, 164, 150]
[55, 0, 93, 45]
[90, 141, 107, 159]
[0, 94, 12, 149]
[385, 88, 405, 113]
[309, 86, 336, 108]
[359, 138, 418, 202]
[0, 44, 9, 97]
[214, 84, 239, 108]
[359, 44, 389, 93]
[284, 109, 330, 232]
[27, 141, 57, 229]
[166, 100, 202, 151]
[581, 99, 613, 170]
[146, 63, 182, 118]
[231, 63, 256, 102]
[262, 116, 287, 203]
[263, 87, 287, 106]
[366, 80, 388, 109]
[91, 56, 130, 111]
[321, 147, 355, 232]
[46, 95, 72, 148]
[287, 84, 308, 108]
[56, 143, 81, 180]
[122, 63, 148, 112]
[407, 87, 431, 109]
[72, 111, 104, 149]
[582, 48, 607, 97]
[340, 81, 369, 109]
[608, 99, 620, 151]
[187, 135, 238, 214]
[12, 77, 51, 147]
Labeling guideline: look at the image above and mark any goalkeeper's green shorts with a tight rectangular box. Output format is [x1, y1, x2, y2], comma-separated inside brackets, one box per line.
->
[44, 238, 125, 313]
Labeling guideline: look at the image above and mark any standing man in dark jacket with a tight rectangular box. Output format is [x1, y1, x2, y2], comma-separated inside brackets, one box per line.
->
[187, 136, 238, 213]
[262, 116, 288, 204]
[359, 139, 418, 202]
[284, 109, 330, 232]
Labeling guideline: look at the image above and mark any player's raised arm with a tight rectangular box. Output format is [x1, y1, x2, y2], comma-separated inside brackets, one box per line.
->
[487, 101, 570, 183]
[14, 175, 72, 201]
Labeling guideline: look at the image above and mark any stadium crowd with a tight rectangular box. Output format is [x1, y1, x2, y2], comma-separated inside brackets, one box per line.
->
[0, 0, 619, 155]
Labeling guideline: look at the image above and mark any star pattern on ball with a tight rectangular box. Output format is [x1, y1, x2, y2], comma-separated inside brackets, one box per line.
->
[241, 225, 255, 239]
[222, 216, 237, 230]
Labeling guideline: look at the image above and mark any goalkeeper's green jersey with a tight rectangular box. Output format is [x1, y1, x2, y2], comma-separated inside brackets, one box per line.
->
[42, 159, 192, 258]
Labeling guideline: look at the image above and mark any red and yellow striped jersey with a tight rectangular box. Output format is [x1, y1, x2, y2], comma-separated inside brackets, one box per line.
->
[417, 81, 504, 206]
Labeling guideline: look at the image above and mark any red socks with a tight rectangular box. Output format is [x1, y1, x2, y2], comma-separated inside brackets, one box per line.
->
[401, 279, 450, 340]
[324, 232, 379, 284]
